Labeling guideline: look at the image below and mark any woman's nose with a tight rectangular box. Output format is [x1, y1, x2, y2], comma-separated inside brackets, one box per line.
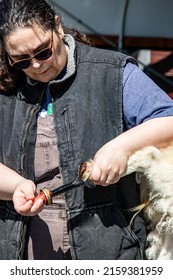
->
[31, 58, 42, 69]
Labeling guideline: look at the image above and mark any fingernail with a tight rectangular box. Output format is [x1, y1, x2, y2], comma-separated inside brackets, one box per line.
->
[35, 198, 43, 206]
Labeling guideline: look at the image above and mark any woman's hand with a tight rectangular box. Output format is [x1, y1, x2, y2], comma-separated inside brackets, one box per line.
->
[89, 141, 128, 186]
[88, 117, 173, 186]
[13, 179, 44, 216]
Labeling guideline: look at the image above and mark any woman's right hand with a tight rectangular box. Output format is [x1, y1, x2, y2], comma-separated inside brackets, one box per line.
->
[13, 179, 44, 216]
[89, 142, 128, 186]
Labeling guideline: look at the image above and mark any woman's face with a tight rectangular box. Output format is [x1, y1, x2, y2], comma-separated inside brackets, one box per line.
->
[4, 23, 68, 82]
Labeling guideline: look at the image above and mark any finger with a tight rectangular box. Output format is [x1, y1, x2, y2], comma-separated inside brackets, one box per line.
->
[15, 199, 33, 215]
[105, 174, 121, 185]
[30, 200, 44, 215]
[105, 179, 114, 185]
[33, 197, 44, 208]
[25, 192, 36, 201]
[89, 164, 102, 182]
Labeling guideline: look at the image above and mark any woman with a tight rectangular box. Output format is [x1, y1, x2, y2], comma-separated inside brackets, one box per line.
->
[0, 0, 173, 260]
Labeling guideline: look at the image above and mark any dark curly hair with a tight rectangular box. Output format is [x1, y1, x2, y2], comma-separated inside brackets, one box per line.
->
[0, 0, 90, 93]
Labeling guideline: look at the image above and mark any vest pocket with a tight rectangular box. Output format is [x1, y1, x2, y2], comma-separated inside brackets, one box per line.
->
[68, 202, 145, 260]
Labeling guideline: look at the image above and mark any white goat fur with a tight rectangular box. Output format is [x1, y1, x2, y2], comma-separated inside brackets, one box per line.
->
[123, 144, 173, 260]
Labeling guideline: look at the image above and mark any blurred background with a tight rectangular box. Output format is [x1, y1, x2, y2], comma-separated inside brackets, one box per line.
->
[50, 0, 173, 98]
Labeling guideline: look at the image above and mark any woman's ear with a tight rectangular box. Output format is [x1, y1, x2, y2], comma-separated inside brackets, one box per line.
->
[54, 15, 60, 26]
[54, 15, 64, 38]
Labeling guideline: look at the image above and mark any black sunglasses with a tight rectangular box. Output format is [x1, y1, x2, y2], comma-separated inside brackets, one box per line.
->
[8, 32, 53, 70]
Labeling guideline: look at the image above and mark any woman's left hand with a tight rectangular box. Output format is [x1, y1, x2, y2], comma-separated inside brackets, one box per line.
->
[13, 179, 44, 216]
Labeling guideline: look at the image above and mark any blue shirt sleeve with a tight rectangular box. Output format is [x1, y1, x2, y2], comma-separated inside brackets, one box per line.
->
[123, 63, 173, 129]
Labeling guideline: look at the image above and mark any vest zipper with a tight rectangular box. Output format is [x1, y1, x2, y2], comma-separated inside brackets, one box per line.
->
[17, 89, 44, 259]
[16, 216, 28, 260]
[21, 89, 44, 177]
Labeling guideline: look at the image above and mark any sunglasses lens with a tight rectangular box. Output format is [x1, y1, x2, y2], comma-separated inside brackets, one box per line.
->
[13, 60, 31, 70]
[35, 48, 52, 60]
[11, 46, 52, 70]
